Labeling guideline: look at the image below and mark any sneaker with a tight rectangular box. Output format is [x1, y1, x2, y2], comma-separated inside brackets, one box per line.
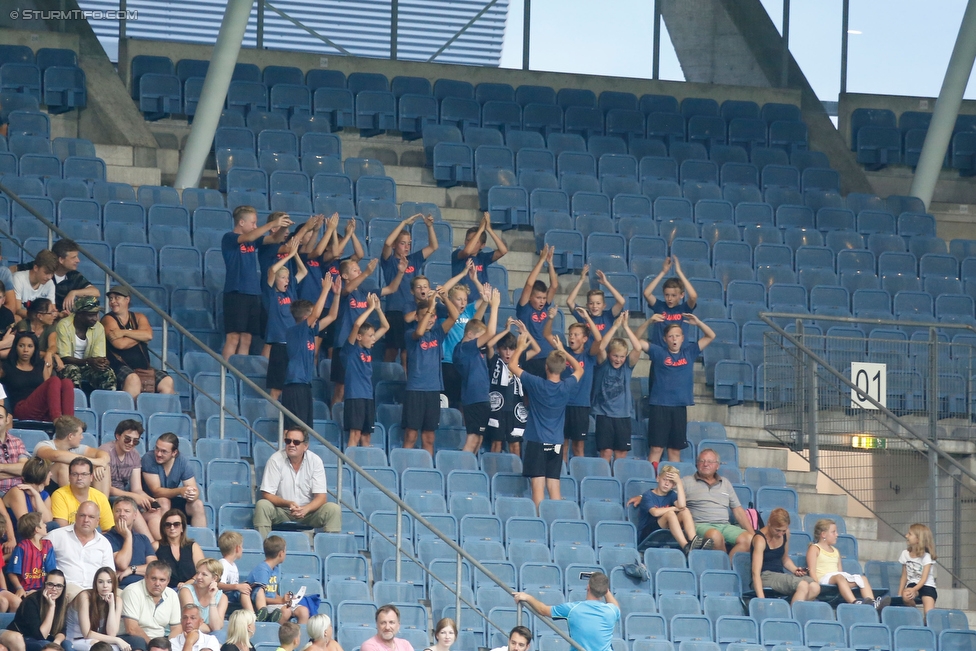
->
[701, 538, 715, 551]
[875, 596, 892, 611]
[255, 608, 269, 622]
[853, 599, 865, 605]
[690, 535, 706, 550]
[268, 608, 282, 623]
[682, 542, 692, 556]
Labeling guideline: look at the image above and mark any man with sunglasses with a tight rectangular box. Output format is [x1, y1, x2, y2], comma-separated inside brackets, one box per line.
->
[253, 428, 340, 539]
[44, 499, 114, 602]
[99, 419, 160, 539]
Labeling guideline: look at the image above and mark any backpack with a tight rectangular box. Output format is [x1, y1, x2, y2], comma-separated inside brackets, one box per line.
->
[745, 507, 764, 530]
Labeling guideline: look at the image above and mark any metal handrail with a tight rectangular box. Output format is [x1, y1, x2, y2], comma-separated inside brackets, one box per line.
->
[0, 182, 585, 649]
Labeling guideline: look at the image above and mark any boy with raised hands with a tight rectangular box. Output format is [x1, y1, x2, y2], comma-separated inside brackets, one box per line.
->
[343, 294, 390, 448]
[484, 320, 540, 456]
[402, 287, 460, 455]
[281, 274, 341, 430]
[330, 256, 406, 405]
[296, 213, 336, 304]
[566, 264, 627, 338]
[592, 311, 643, 462]
[316, 217, 363, 361]
[642, 256, 698, 348]
[507, 331, 583, 509]
[382, 213, 439, 365]
[544, 305, 603, 461]
[453, 286, 502, 453]
[452, 211, 509, 295]
[516, 245, 558, 377]
[265, 237, 308, 401]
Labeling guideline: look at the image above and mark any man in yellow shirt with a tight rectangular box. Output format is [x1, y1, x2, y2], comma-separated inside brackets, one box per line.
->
[51, 456, 115, 531]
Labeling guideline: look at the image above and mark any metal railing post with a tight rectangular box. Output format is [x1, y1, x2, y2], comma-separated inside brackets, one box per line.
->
[335, 456, 343, 509]
[455, 552, 462, 629]
[390, 0, 398, 60]
[840, 0, 849, 94]
[929, 327, 939, 538]
[161, 321, 168, 369]
[278, 411, 284, 448]
[257, 0, 265, 49]
[795, 320, 806, 452]
[119, 0, 127, 39]
[780, 0, 791, 87]
[219, 366, 226, 439]
[652, 0, 661, 80]
[522, 0, 531, 70]
[395, 504, 402, 582]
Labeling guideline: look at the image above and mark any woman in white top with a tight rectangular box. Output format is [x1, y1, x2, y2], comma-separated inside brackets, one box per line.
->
[65, 566, 130, 651]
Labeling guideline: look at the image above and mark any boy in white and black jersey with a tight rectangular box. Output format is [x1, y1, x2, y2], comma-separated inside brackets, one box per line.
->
[484, 320, 541, 455]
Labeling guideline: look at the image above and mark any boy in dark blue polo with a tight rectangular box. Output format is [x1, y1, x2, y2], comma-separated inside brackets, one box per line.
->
[452, 211, 509, 295]
[381, 213, 439, 365]
[508, 332, 583, 509]
[221, 207, 292, 360]
[330, 256, 405, 405]
[342, 293, 390, 447]
[516, 245, 558, 376]
[403, 291, 460, 455]
[632, 313, 715, 464]
[281, 275, 341, 429]
[452, 286, 501, 453]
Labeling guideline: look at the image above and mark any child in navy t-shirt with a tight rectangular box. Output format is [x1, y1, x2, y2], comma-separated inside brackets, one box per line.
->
[566, 264, 627, 339]
[633, 313, 715, 466]
[516, 245, 558, 375]
[341, 293, 390, 447]
[402, 291, 460, 455]
[626, 465, 705, 554]
[592, 311, 643, 462]
[265, 238, 307, 401]
[642, 256, 698, 348]
[281, 275, 341, 430]
[452, 212, 509, 295]
[508, 332, 583, 509]
[452, 287, 501, 453]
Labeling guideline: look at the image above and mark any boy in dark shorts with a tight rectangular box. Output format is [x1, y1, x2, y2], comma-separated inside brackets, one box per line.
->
[403, 290, 460, 454]
[516, 245, 558, 377]
[381, 213, 439, 366]
[484, 321, 540, 455]
[566, 263, 626, 339]
[633, 314, 715, 464]
[452, 211, 509, 295]
[544, 306, 602, 461]
[281, 275, 341, 429]
[453, 286, 501, 453]
[642, 256, 698, 348]
[265, 238, 307, 401]
[342, 293, 390, 447]
[507, 331, 583, 509]
[592, 311, 641, 462]
[330, 256, 405, 405]
[626, 465, 706, 554]
[221, 206, 292, 360]
[316, 217, 364, 361]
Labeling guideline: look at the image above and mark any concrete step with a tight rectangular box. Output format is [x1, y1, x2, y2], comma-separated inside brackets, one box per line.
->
[737, 446, 791, 470]
[106, 164, 160, 188]
[50, 112, 79, 140]
[842, 515, 878, 541]
[798, 491, 849, 516]
[938, 588, 971, 611]
[95, 144, 134, 167]
[857, 539, 905, 563]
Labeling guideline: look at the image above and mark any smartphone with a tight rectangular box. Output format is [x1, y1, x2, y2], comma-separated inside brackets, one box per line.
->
[578, 571, 594, 580]
[150, 501, 161, 510]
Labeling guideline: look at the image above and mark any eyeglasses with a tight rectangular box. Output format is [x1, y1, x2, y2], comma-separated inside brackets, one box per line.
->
[164, 521, 183, 528]
[154, 447, 173, 455]
[45, 581, 65, 590]
[697, 459, 719, 466]
[283, 438, 305, 446]
[69, 472, 91, 478]
[122, 436, 141, 445]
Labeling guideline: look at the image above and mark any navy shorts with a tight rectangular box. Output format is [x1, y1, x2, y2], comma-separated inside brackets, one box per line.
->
[223, 292, 262, 336]
[402, 390, 441, 431]
[462, 401, 490, 436]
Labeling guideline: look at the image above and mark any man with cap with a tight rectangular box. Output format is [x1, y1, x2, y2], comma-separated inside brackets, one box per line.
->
[56, 296, 116, 391]
[102, 285, 175, 399]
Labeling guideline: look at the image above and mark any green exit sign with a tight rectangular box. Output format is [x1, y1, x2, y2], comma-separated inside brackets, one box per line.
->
[851, 436, 887, 449]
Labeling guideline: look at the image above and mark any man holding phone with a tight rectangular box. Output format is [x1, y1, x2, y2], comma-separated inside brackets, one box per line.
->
[513, 572, 619, 651]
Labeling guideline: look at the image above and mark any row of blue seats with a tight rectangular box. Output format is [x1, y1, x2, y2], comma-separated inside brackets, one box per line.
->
[0, 63, 86, 114]
[851, 107, 976, 172]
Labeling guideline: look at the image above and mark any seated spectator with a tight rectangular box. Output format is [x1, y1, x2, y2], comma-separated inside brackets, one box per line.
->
[489, 627, 532, 651]
[104, 497, 158, 590]
[215, 532, 251, 616]
[219, 610, 255, 651]
[1, 332, 75, 421]
[4, 456, 54, 534]
[148, 639, 171, 651]
[65, 566, 134, 651]
[807, 517, 888, 610]
[0, 242, 18, 315]
[140, 434, 205, 528]
[170, 604, 219, 651]
[12, 299, 58, 362]
[275, 623, 300, 651]
[51, 457, 114, 531]
[99, 420, 159, 539]
[0, 281, 17, 359]
[15, 240, 100, 317]
[35, 415, 109, 494]
[44, 500, 114, 601]
[120, 560, 182, 646]
[102, 286, 174, 399]
[177, 559, 227, 633]
[6, 512, 56, 596]
[682, 448, 754, 557]
[246, 536, 307, 623]
[56, 296, 116, 392]
[627, 465, 708, 554]
[422, 618, 455, 651]
[750, 507, 820, 605]
[151, 510, 203, 590]
[360, 605, 413, 651]
[9, 251, 57, 320]
[8, 570, 66, 651]
[0, 403, 29, 495]
[253, 428, 340, 539]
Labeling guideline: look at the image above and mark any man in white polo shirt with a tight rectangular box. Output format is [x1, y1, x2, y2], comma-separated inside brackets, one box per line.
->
[44, 499, 114, 602]
[122, 560, 182, 648]
[171, 604, 219, 651]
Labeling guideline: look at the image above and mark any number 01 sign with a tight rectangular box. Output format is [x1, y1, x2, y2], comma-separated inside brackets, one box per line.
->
[851, 362, 886, 410]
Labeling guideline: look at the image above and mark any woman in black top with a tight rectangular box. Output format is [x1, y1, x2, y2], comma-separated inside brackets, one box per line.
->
[7, 569, 68, 651]
[750, 507, 820, 604]
[0, 331, 74, 421]
[152, 509, 203, 589]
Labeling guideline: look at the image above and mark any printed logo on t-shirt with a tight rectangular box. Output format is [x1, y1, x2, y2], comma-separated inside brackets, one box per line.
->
[306, 341, 315, 351]
[277, 296, 292, 306]
[663, 355, 688, 367]
[595, 323, 606, 331]
[663, 313, 683, 321]
[307, 260, 320, 268]
[239, 244, 256, 254]
[531, 311, 548, 323]
[420, 338, 440, 351]
[349, 296, 367, 309]
[360, 351, 372, 363]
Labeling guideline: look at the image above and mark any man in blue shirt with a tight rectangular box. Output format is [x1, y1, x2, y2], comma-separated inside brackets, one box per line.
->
[508, 331, 582, 508]
[140, 433, 206, 527]
[514, 572, 619, 651]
